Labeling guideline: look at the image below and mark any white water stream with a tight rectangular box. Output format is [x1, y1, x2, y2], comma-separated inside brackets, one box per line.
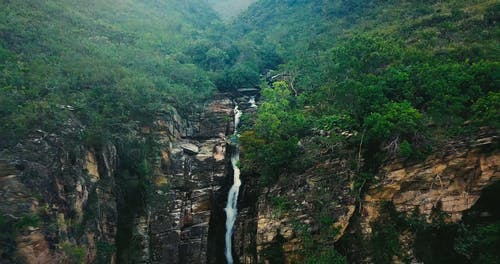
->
[249, 96, 257, 108]
[224, 104, 242, 264]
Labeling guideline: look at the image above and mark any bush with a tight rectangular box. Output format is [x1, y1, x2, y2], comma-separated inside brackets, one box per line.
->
[60, 242, 85, 264]
[364, 101, 424, 158]
[472, 92, 500, 128]
[455, 222, 500, 264]
[15, 213, 40, 230]
[304, 249, 348, 264]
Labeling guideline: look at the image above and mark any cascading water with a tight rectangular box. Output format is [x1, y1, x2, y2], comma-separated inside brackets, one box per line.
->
[224, 104, 242, 264]
[249, 96, 257, 108]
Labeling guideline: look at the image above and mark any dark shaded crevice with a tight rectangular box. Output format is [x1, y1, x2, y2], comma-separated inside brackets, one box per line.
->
[463, 181, 500, 224]
[115, 169, 147, 264]
[335, 202, 369, 263]
[207, 146, 235, 264]
[232, 170, 259, 263]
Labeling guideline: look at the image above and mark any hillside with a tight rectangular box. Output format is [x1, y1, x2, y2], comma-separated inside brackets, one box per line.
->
[0, 0, 498, 264]
[0, 0, 223, 148]
[236, 0, 499, 179]
[233, 0, 499, 263]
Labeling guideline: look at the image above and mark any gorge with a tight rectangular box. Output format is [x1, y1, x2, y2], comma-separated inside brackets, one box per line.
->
[1, 0, 499, 264]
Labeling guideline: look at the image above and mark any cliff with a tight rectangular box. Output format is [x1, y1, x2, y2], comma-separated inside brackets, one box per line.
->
[1, 94, 497, 264]
[0, 94, 238, 264]
[145, 95, 235, 264]
[0, 123, 118, 263]
[233, 129, 499, 263]
[363, 129, 499, 226]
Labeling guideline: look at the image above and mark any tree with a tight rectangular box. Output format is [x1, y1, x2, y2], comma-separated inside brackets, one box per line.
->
[472, 92, 500, 128]
[365, 101, 423, 154]
[241, 82, 307, 183]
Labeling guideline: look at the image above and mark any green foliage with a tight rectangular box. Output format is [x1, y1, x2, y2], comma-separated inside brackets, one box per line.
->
[313, 114, 356, 132]
[234, 0, 499, 181]
[240, 82, 308, 184]
[271, 196, 292, 218]
[303, 249, 348, 264]
[472, 92, 500, 128]
[15, 213, 40, 230]
[213, 62, 260, 91]
[369, 202, 407, 264]
[96, 241, 116, 264]
[293, 220, 348, 264]
[0, 0, 220, 148]
[365, 101, 423, 145]
[455, 222, 500, 264]
[1, 0, 498, 262]
[399, 140, 413, 158]
[353, 172, 375, 195]
[60, 242, 85, 264]
[367, 201, 500, 264]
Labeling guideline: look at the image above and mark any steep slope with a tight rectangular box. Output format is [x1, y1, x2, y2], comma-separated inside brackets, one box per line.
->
[0, 0, 499, 263]
[0, 0, 219, 148]
[233, 0, 500, 263]
[0, 0, 228, 263]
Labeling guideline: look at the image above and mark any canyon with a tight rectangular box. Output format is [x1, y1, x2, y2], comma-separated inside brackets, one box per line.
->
[1, 92, 498, 263]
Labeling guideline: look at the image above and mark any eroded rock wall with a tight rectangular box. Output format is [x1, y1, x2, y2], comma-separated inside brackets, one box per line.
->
[0, 94, 238, 264]
[146, 95, 235, 264]
[0, 129, 118, 263]
[362, 130, 499, 233]
[234, 128, 499, 264]
[233, 158, 356, 264]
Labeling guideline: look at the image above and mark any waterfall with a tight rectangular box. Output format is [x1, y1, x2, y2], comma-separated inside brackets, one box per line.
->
[249, 96, 257, 108]
[224, 104, 242, 264]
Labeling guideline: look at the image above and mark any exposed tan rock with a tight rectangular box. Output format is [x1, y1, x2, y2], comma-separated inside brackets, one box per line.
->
[16, 232, 52, 264]
[147, 95, 235, 264]
[251, 159, 357, 264]
[1, 140, 117, 264]
[362, 132, 499, 235]
[86, 150, 99, 182]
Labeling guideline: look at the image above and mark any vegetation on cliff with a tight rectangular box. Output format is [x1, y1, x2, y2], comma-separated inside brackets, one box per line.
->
[0, 0, 230, 148]
[1, 0, 499, 263]
[238, 0, 499, 178]
[235, 0, 499, 263]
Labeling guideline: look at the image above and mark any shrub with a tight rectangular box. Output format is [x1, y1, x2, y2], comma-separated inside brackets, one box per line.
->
[60, 242, 85, 264]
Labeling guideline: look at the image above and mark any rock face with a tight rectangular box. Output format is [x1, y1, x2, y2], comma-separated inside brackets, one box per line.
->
[362, 130, 499, 234]
[0, 94, 237, 264]
[233, 158, 357, 264]
[0, 128, 118, 263]
[146, 95, 235, 264]
[234, 129, 499, 264]
[2, 91, 496, 264]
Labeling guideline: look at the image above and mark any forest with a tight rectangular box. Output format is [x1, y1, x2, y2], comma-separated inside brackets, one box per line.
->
[0, 0, 499, 263]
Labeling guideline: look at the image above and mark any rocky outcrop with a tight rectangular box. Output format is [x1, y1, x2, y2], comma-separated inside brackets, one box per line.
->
[234, 127, 499, 264]
[361, 130, 499, 234]
[146, 95, 235, 264]
[0, 94, 239, 264]
[0, 127, 118, 264]
[233, 158, 357, 264]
